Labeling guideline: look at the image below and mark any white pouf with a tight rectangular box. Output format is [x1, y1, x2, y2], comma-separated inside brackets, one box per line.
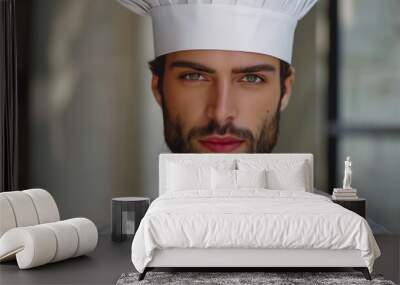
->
[0, 189, 98, 269]
[0, 218, 98, 269]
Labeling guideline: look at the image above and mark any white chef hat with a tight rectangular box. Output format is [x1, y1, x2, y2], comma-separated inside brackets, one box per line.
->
[118, 0, 318, 64]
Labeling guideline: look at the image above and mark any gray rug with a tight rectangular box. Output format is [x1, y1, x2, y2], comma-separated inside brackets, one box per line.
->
[116, 271, 396, 285]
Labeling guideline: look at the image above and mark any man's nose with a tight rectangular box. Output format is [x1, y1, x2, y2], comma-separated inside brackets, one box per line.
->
[206, 80, 237, 125]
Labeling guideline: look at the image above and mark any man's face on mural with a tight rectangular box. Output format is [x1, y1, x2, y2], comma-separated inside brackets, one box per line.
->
[150, 50, 295, 153]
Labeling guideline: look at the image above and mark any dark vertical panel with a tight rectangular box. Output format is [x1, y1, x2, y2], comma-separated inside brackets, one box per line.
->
[15, 0, 32, 189]
[0, 1, 5, 191]
[0, 0, 18, 192]
[327, 0, 339, 194]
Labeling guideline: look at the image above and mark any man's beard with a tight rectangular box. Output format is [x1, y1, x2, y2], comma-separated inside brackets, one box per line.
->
[161, 99, 282, 153]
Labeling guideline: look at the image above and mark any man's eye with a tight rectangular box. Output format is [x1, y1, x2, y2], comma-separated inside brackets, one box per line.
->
[241, 74, 265, 84]
[181, 73, 206, 81]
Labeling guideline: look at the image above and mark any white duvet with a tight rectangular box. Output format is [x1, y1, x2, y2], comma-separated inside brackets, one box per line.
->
[131, 189, 380, 273]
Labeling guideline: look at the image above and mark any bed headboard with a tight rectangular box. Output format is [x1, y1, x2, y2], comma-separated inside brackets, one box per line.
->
[159, 153, 314, 195]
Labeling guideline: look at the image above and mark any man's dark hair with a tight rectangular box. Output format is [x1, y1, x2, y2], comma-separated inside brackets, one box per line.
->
[148, 55, 292, 98]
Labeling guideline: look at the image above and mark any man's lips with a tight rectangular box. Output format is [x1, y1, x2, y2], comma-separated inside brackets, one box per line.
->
[198, 136, 245, 153]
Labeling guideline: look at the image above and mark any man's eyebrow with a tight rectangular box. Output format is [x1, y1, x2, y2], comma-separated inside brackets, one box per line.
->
[169, 60, 276, 74]
[169, 60, 215, 73]
[232, 64, 276, 74]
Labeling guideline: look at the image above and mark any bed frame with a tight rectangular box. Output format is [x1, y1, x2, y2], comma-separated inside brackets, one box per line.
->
[139, 154, 372, 281]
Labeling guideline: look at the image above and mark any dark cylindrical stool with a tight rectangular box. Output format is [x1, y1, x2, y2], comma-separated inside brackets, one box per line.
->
[111, 197, 150, 242]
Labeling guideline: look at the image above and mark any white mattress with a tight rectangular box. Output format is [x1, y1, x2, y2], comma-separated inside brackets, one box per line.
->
[131, 189, 381, 273]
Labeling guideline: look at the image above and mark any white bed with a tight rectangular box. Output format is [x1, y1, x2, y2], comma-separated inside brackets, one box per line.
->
[131, 154, 380, 281]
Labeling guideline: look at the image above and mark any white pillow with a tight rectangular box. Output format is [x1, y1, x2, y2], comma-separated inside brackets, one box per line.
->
[211, 169, 268, 190]
[237, 159, 309, 191]
[266, 166, 307, 191]
[166, 159, 236, 170]
[236, 169, 267, 189]
[166, 162, 211, 191]
[211, 168, 236, 190]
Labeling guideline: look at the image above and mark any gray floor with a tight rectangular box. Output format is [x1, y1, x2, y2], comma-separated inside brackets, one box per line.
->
[374, 235, 400, 284]
[0, 234, 399, 285]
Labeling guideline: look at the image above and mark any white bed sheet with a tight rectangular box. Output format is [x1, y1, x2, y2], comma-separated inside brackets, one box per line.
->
[131, 189, 380, 273]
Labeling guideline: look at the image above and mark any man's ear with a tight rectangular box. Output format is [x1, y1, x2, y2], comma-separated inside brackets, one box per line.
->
[279, 66, 295, 112]
[151, 74, 162, 107]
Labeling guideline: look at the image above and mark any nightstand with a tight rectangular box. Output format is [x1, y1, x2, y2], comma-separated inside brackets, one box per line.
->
[332, 198, 366, 218]
[111, 197, 150, 242]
